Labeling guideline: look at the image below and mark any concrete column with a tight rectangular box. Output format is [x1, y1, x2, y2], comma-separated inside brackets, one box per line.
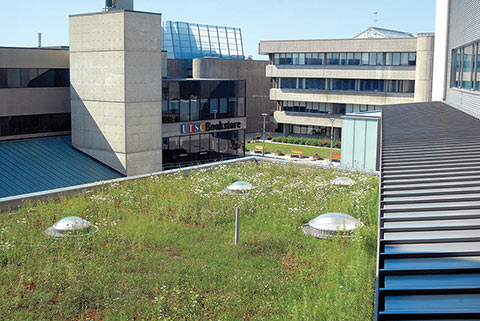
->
[70, 10, 163, 176]
[414, 36, 435, 102]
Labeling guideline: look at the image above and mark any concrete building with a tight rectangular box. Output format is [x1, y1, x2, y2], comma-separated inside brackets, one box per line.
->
[374, 1, 480, 318]
[432, 0, 480, 118]
[70, 10, 163, 176]
[259, 33, 434, 139]
[0, 47, 70, 141]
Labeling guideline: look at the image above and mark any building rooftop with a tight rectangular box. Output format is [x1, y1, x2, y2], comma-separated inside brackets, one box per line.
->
[376, 101, 480, 319]
[354, 27, 414, 39]
[0, 135, 122, 199]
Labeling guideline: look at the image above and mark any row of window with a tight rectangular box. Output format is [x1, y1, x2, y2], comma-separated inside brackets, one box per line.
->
[277, 78, 415, 93]
[280, 101, 381, 114]
[162, 80, 246, 123]
[162, 130, 245, 168]
[0, 113, 71, 137]
[0, 68, 69, 89]
[451, 42, 480, 91]
[273, 52, 416, 66]
[291, 124, 337, 137]
[162, 97, 245, 123]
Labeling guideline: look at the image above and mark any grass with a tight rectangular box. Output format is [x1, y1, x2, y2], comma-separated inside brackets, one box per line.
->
[0, 161, 378, 320]
[247, 142, 341, 158]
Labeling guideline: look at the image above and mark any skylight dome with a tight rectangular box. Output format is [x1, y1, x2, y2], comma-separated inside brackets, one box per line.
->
[301, 213, 362, 239]
[45, 216, 98, 238]
[226, 181, 254, 193]
[331, 177, 355, 186]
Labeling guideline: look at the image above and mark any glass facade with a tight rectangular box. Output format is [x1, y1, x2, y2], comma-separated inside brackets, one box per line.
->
[451, 42, 480, 91]
[162, 130, 244, 170]
[0, 113, 71, 137]
[162, 21, 244, 60]
[0, 68, 69, 88]
[273, 52, 416, 66]
[162, 79, 246, 169]
[277, 78, 415, 94]
[162, 80, 246, 123]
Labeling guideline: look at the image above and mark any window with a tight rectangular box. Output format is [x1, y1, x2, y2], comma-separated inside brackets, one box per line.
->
[332, 53, 340, 65]
[180, 99, 190, 122]
[401, 53, 409, 66]
[347, 53, 354, 65]
[285, 53, 293, 64]
[280, 78, 296, 89]
[293, 53, 299, 65]
[476, 44, 480, 91]
[452, 48, 461, 88]
[361, 53, 369, 65]
[353, 53, 361, 65]
[0, 113, 71, 137]
[393, 53, 401, 66]
[274, 53, 280, 65]
[298, 53, 305, 65]
[462, 44, 473, 89]
[190, 99, 199, 121]
[369, 53, 376, 66]
[318, 53, 325, 65]
[311, 53, 319, 65]
[377, 53, 384, 66]
[386, 53, 393, 66]
[305, 53, 312, 65]
[7, 69, 20, 88]
[210, 98, 219, 114]
[408, 53, 416, 66]
[340, 53, 347, 65]
[326, 53, 333, 65]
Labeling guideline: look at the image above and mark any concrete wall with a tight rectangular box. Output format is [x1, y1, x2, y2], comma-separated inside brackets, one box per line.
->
[0, 47, 69, 68]
[259, 38, 418, 54]
[167, 59, 192, 78]
[274, 111, 342, 128]
[414, 36, 435, 102]
[432, 0, 450, 101]
[0, 47, 70, 118]
[266, 64, 416, 80]
[270, 88, 415, 105]
[445, 0, 480, 119]
[70, 10, 163, 176]
[192, 58, 275, 134]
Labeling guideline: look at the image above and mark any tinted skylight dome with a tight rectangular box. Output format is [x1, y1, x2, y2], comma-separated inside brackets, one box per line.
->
[226, 181, 254, 193]
[45, 216, 98, 238]
[331, 177, 355, 186]
[301, 213, 362, 239]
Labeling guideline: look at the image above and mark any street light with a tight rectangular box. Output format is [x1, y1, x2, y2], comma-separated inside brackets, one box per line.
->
[330, 117, 335, 165]
[261, 113, 268, 157]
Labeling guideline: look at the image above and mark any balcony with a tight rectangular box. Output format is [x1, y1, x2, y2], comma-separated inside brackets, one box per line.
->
[266, 64, 416, 80]
[269, 88, 415, 105]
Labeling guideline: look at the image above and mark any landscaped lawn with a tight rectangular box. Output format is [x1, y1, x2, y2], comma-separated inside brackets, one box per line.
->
[246, 142, 341, 159]
[0, 161, 378, 320]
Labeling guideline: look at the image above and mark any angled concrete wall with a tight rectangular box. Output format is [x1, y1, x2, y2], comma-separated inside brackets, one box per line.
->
[70, 10, 162, 176]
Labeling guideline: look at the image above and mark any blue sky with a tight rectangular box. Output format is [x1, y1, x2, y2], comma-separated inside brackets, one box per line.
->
[0, 0, 436, 59]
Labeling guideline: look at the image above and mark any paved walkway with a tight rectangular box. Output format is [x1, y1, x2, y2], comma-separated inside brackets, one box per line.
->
[245, 150, 340, 167]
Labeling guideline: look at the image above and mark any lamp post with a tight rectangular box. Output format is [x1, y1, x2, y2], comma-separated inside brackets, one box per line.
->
[329, 117, 335, 165]
[261, 113, 268, 157]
